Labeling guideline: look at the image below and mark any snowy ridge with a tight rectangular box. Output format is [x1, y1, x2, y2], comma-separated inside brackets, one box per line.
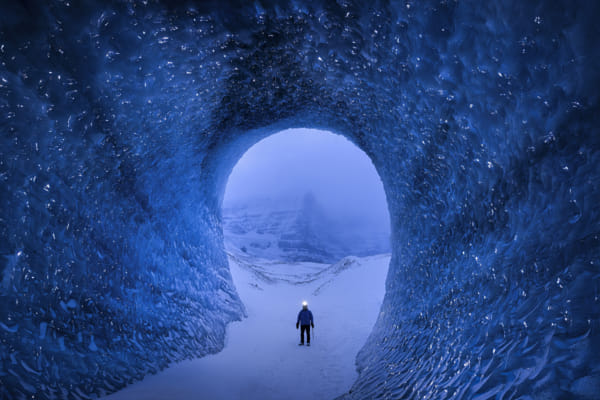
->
[223, 193, 390, 264]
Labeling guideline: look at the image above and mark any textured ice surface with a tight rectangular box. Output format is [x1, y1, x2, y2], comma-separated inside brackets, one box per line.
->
[1, 1, 599, 399]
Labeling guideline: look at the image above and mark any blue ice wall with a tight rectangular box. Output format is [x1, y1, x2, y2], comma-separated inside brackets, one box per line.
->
[1, 1, 599, 399]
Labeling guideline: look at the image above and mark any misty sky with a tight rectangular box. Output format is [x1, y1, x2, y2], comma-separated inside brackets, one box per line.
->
[223, 128, 390, 229]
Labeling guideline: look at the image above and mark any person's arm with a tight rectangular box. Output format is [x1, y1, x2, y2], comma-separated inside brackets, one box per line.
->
[296, 311, 300, 329]
[310, 311, 314, 328]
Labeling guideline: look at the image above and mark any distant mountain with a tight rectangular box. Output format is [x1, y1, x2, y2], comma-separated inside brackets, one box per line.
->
[222, 193, 390, 263]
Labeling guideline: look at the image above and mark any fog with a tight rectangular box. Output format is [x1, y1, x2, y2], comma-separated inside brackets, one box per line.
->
[223, 128, 390, 230]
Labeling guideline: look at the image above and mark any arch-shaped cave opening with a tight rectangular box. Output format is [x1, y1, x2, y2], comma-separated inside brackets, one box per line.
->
[100, 125, 394, 400]
[217, 128, 392, 397]
[222, 127, 391, 261]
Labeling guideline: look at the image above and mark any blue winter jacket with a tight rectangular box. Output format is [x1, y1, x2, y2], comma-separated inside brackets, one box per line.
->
[297, 309, 314, 326]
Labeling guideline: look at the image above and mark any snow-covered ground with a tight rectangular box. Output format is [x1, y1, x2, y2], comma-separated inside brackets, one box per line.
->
[102, 251, 390, 400]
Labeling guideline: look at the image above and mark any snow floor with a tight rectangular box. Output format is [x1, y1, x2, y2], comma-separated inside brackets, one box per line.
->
[102, 251, 390, 400]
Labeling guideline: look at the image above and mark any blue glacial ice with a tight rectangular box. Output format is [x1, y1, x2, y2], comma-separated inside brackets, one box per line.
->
[1, 0, 599, 399]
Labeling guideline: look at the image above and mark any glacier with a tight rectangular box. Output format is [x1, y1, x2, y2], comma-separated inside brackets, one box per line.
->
[1, 0, 599, 399]
[223, 192, 391, 263]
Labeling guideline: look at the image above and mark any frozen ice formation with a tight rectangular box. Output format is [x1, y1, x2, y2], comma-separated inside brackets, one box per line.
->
[1, 0, 599, 399]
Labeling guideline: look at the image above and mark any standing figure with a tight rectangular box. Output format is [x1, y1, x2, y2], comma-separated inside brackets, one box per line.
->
[296, 301, 314, 346]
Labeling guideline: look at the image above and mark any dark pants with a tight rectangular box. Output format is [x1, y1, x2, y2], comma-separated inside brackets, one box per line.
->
[300, 325, 311, 344]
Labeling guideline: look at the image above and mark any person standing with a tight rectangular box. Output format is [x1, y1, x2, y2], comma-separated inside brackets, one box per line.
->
[296, 301, 314, 346]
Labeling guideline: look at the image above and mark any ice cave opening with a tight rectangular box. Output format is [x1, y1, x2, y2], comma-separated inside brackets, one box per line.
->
[221, 127, 391, 264]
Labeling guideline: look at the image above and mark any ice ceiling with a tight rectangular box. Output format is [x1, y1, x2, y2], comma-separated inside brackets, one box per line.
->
[1, 0, 599, 399]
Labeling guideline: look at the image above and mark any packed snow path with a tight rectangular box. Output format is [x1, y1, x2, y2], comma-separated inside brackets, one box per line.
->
[103, 252, 390, 400]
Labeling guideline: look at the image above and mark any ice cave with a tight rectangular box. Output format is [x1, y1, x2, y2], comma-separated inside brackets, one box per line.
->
[1, 0, 599, 399]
